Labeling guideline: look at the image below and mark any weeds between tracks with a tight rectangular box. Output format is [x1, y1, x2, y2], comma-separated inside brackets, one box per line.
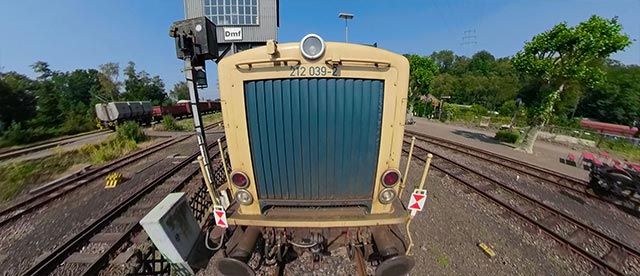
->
[0, 122, 148, 202]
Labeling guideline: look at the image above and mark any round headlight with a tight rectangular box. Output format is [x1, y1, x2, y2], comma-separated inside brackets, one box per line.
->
[381, 169, 401, 187]
[230, 171, 249, 188]
[378, 188, 396, 204]
[235, 189, 253, 205]
[300, 34, 325, 60]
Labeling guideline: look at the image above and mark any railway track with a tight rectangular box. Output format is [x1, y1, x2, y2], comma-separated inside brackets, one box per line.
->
[404, 130, 640, 209]
[0, 122, 222, 228]
[404, 141, 640, 275]
[0, 129, 109, 161]
[20, 137, 226, 276]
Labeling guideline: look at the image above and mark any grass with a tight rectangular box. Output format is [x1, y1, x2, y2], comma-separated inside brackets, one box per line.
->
[152, 113, 222, 132]
[160, 115, 186, 131]
[174, 113, 223, 131]
[0, 122, 148, 203]
[599, 138, 640, 163]
[0, 150, 91, 202]
[427, 245, 451, 268]
[437, 254, 450, 267]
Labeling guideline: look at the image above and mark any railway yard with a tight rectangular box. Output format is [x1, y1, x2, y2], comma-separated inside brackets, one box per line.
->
[0, 117, 637, 275]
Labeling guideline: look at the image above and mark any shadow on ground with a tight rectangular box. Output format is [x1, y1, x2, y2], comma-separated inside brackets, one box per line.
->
[451, 129, 504, 145]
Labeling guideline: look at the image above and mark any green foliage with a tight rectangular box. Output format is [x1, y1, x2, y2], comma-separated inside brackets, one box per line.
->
[0, 149, 91, 202]
[440, 103, 461, 121]
[513, 16, 631, 125]
[430, 73, 457, 98]
[469, 104, 488, 116]
[0, 123, 56, 147]
[115, 121, 147, 143]
[0, 60, 172, 148]
[0, 72, 36, 129]
[173, 112, 223, 131]
[404, 54, 439, 108]
[469, 50, 496, 76]
[512, 15, 631, 152]
[578, 64, 640, 126]
[89, 138, 138, 164]
[413, 100, 435, 117]
[495, 129, 521, 143]
[122, 61, 168, 106]
[169, 81, 190, 101]
[599, 138, 640, 162]
[87, 122, 146, 164]
[97, 62, 121, 101]
[161, 115, 185, 131]
[498, 100, 517, 116]
[513, 15, 631, 86]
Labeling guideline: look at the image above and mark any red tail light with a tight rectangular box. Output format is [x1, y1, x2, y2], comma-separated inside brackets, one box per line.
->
[231, 171, 249, 188]
[381, 169, 401, 187]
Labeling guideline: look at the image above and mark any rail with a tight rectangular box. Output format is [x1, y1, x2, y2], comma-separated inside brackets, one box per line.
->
[20, 137, 226, 276]
[0, 121, 223, 228]
[404, 130, 640, 208]
[405, 142, 639, 275]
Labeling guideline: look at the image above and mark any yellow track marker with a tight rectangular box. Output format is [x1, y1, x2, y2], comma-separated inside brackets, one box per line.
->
[478, 242, 496, 257]
[104, 172, 122, 188]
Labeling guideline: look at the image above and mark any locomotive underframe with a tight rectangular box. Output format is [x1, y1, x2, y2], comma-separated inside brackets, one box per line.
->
[215, 223, 412, 276]
[589, 164, 640, 212]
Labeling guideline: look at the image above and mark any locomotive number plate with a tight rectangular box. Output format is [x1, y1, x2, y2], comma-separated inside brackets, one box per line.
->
[289, 65, 339, 77]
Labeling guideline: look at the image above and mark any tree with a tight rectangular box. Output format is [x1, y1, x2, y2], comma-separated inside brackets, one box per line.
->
[469, 50, 496, 76]
[122, 61, 167, 105]
[578, 64, 640, 125]
[55, 69, 101, 111]
[512, 15, 631, 153]
[169, 81, 190, 101]
[0, 72, 36, 130]
[404, 54, 439, 110]
[97, 62, 120, 101]
[430, 73, 457, 98]
[31, 61, 63, 126]
[430, 50, 456, 73]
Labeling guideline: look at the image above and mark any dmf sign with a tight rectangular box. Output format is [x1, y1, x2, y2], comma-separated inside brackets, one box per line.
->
[223, 27, 242, 41]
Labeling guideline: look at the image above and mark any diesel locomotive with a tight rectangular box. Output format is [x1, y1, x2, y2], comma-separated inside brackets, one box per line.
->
[213, 34, 418, 275]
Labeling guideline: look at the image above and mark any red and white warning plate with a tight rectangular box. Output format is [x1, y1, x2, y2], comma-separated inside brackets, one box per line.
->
[213, 205, 228, 228]
[408, 189, 427, 212]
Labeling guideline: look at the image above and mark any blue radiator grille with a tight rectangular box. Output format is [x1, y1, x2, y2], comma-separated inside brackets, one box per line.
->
[244, 78, 383, 202]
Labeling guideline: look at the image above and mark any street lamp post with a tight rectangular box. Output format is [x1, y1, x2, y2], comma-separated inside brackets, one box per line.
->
[338, 13, 354, 43]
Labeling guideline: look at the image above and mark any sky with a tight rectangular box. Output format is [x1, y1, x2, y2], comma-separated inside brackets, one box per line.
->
[1, 0, 639, 100]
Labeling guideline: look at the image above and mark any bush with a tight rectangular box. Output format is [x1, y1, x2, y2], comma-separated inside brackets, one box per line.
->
[469, 104, 488, 117]
[0, 122, 56, 146]
[116, 121, 147, 143]
[161, 115, 185, 131]
[59, 113, 94, 136]
[498, 100, 517, 117]
[90, 138, 137, 164]
[495, 129, 521, 143]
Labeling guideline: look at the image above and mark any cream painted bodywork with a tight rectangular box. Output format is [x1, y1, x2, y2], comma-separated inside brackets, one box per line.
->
[217, 41, 410, 223]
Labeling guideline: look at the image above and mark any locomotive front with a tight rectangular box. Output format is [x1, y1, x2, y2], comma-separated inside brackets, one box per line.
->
[216, 34, 414, 275]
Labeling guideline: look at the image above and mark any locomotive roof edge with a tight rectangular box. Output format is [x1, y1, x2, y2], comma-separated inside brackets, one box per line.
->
[217, 41, 410, 74]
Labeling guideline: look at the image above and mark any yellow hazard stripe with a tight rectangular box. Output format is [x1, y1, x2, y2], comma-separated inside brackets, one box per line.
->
[478, 243, 496, 257]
